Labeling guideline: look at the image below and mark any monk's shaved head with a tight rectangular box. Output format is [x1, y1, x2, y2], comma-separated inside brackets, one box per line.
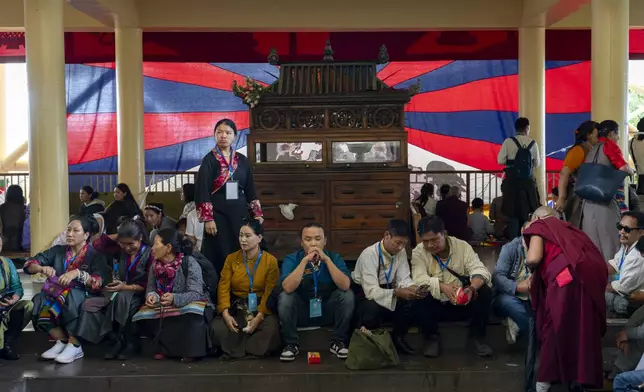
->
[532, 206, 559, 220]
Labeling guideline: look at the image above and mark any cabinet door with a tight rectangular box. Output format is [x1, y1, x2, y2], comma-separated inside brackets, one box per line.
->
[331, 180, 407, 204]
[255, 181, 325, 205]
[330, 230, 384, 260]
[262, 231, 301, 260]
[331, 205, 405, 229]
[262, 205, 325, 231]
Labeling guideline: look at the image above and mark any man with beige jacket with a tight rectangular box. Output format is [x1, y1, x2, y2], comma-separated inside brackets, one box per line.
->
[412, 215, 494, 358]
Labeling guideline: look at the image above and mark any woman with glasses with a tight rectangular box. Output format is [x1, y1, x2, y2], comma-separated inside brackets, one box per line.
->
[210, 220, 280, 359]
[77, 217, 154, 360]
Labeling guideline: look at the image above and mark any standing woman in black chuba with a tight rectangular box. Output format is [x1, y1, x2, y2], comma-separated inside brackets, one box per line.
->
[195, 119, 264, 274]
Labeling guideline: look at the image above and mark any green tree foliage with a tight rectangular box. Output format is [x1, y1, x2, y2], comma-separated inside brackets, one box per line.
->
[629, 88, 644, 128]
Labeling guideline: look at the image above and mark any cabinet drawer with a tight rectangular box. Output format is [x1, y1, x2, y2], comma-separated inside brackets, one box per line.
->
[262, 231, 301, 261]
[262, 205, 325, 231]
[255, 182, 325, 205]
[331, 180, 407, 204]
[331, 205, 405, 229]
[330, 230, 384, 261]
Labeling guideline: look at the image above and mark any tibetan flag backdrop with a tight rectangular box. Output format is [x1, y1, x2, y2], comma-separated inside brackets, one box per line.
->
[65, 60, 590, 175]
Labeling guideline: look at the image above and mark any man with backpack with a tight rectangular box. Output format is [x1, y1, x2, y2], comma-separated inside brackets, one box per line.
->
[497, 117, 541, 239]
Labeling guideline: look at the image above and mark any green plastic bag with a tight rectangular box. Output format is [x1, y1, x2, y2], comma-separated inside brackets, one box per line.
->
[345, 328, 400, 370]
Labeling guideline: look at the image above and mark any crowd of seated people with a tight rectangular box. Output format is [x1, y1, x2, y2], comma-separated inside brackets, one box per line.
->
[4, 116, 644, 392]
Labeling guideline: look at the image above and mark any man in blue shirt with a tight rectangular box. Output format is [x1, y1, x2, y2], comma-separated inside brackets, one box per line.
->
[278, 223, 354, 362]
[491, 232, 531, 343]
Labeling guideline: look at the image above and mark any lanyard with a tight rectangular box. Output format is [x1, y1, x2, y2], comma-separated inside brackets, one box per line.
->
[216, 145, 235, 181]
[125, 245, 146, 280]
[156, 280, 174, 294]
[433, 255, 451, 271]
[243, 250, 263, 293]
[64, 254, 78, 272]
[309, 262, 322, 298]
[377, 243, 394, 289]
[619, 245, 635, 272]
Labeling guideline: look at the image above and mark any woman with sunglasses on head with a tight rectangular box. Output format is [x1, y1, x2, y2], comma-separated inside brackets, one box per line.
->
[143, 203, 177, 243]
[24, 215, 110, 364]
[556, 121, 599, 226]
[210, 219, 280, 359]
[195, 119, 264, 274]
[132, 228, 211, 361]
[77, 217, 154, 360]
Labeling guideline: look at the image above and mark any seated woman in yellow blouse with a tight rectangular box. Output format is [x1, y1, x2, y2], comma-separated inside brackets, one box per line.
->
[210, 220, 281, 358]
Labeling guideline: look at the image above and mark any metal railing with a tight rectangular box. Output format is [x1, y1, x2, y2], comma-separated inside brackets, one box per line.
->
[1, 169, 560, 204]
[409, 170, 560, 205]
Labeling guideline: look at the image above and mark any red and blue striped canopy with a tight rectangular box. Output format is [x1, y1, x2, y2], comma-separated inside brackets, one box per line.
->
[65, 60, 589, 173]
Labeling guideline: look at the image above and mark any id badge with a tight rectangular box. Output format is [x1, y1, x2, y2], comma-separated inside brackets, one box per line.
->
[248, 292, 258, 312]
[309, 298, 322, 318]
[225, 181, 239, 200]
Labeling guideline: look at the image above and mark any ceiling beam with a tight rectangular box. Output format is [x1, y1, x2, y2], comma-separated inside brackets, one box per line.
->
[66, 0, 139, 28]
[522, 0, 590, 27]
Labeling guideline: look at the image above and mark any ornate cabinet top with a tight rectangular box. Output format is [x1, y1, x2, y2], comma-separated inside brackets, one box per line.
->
[237, 42, 417, 133]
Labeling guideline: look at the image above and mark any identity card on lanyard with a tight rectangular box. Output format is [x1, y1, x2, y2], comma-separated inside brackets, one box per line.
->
[378, 243, 394, 289]
[309, 262, 323, 318]
[217, 146, 238, 200]
[243, 250, 263, 312]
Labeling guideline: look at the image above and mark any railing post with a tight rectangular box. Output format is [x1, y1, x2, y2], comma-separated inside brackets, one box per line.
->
[465, 173, 471, 207]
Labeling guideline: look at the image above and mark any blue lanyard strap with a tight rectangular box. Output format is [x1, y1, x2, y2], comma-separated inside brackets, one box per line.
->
[433, 254, 451, 271]
[377, 243, 395, 289]
[309, 262, 321, 298]
[619, 245, 634, 272]
[216, 146, 235, 180]
[126, 245, 146, 280]
[243, 250, 263, 292]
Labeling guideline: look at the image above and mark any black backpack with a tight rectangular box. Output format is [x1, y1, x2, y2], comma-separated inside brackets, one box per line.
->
[182, 251, 219, 305]
[509, 137, 535, 179]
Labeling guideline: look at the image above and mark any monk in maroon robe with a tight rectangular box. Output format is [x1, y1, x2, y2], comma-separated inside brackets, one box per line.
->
[523, 207, 607, 390]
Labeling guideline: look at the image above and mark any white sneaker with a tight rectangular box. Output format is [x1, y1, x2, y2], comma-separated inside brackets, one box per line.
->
[41, 341, 67, 360]
[54, 343, 84, 364]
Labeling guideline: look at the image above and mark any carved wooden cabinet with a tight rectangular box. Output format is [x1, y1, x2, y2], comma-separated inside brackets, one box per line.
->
[246, 44, 414, 260]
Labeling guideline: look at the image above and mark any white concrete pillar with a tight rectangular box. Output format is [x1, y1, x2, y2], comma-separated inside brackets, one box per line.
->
[519, 26, 547, 204]
[24, 0, 69, 254]
[115, 27, 145, 203]
[591, 0, 630, 204]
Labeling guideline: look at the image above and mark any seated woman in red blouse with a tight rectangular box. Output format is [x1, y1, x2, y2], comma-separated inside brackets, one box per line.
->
[194, 119, 264, 274]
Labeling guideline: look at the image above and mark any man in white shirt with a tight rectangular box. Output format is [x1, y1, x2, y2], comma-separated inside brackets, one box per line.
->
[607, 211, 644, 318]
[497, 117, 540, 239]
[352, 219, 426, 355]
[497, 117, 540, 168]
[185, 208, 204, 251]
[412, 215, 494, 358]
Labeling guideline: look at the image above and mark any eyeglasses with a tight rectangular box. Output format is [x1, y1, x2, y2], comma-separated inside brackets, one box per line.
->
[616, 223, 642, 233]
